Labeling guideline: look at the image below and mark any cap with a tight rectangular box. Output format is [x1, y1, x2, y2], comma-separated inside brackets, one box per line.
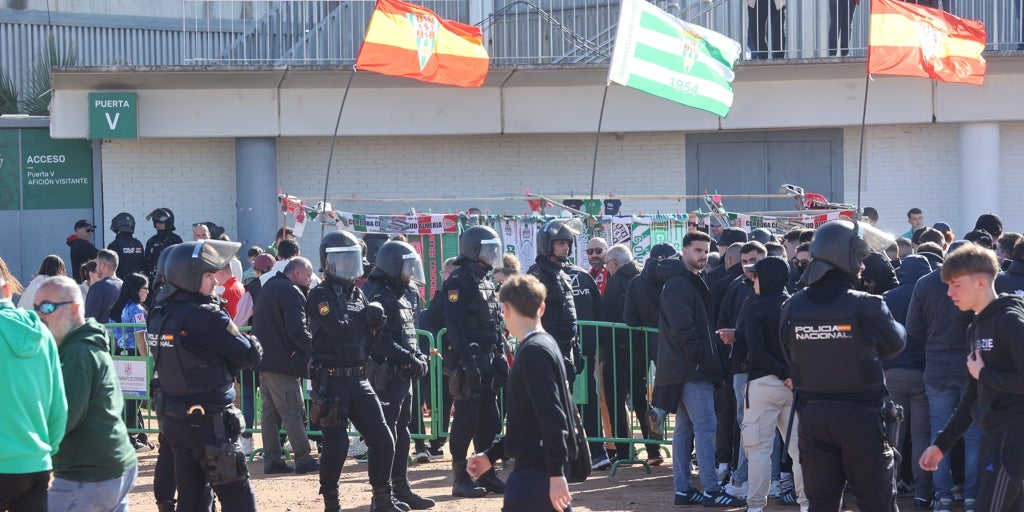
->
[649, 243, 678, 260]
[74, 219, 95, 230]
[253, 254, 275, 273]
[719, 227, 748, 247]
[932, 222, 952, 233]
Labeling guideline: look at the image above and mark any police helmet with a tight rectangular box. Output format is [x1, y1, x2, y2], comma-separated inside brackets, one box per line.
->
[320, 231, 364, 281]
[803, 220, 872, 286]
[146, 207, 176, 231]
[158, 240, 240, 301]
[459, 225, 502, 269]
[536, 218, 582, 261]
[370, 241, 426, 285]
[111, 212, 136, 235]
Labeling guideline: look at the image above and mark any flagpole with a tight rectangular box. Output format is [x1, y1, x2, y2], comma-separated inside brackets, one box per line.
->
[856, 74, 870, 211]
[588, 84, 611, 212]
[321, 70, 357, 238]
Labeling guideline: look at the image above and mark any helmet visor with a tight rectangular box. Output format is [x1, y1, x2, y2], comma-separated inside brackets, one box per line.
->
[478, 239, 501, 268]
[858, 223, 896, 257]
[401, 253, 426, 285]
[193, 240, 241, 271]
[325, 246, 363, 280]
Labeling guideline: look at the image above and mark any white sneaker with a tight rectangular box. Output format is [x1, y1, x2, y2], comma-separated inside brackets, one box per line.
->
[747, 508, 763, 512]
[240, 437, 255, 456]
[725, 481, 748, 500]
[347, 437, 368, 458]
[717, 463, 731, 484]
[768, 480, 782, 498]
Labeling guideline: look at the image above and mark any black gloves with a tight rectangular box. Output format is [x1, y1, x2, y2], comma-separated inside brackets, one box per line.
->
[464, 361, 482, 389]
[245, 335, 263, 367]
[365, 301, 387, 332]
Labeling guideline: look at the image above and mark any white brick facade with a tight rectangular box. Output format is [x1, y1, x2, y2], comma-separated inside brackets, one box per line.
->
[98, 124, 1024, 258]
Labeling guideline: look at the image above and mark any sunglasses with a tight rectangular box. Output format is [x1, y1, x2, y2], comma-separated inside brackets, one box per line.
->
[34, 301, 74, 315]
[586, 248, 604, 255]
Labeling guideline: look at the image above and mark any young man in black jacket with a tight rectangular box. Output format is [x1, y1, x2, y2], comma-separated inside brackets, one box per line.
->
[466, 274, 574, 512]
[741, 257, 807, 511]
[921, 244, 1024, 512]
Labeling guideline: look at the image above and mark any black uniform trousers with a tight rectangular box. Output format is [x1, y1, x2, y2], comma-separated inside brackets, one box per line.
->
[602, 350, 659, 459]
[747, 0, 785, 60]
[162, 415, 257, 512]
[798, 400, 895, 512]
[449, 352, 501, 462]
[0, 471, 49, 512]
[318, 375, 395, 493]
[975, 430, 1024, 512]
[502, 464, 573, 512]
[378, 378, 414, 478]
[828, 0, 858, 57]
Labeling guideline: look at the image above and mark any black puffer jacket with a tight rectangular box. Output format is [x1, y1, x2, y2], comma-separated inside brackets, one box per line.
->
[654, 257, 724, 387]
[527, 257, 577, 345]
[252, 272, 313, 378]
[601, 260, 642, 358]
[624, 257, 663, 329]
[565, 265, 602, 357]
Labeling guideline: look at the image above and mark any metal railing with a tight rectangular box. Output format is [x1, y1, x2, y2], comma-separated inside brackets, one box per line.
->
[178, 0, 1024, 65]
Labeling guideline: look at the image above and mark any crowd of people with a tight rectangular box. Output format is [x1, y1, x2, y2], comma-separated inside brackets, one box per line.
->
[4, 204, 1024, 512]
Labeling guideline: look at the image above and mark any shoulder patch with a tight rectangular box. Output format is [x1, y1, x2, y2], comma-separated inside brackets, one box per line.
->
[318, 302, 331, 316]
[448, 290, 460, 303]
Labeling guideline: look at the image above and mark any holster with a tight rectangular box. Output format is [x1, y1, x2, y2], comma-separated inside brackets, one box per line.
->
[441, 342, 460, 376]
[448, 367, 468, 400]
[203, 412, 249, 487]
[880, 400, 904, 448]
[309, 387, 343, 428]
[365, 358, 393, 394]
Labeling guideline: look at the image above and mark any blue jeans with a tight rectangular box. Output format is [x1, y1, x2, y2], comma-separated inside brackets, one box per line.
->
[673, 380, 719, 495]
[49, 464, 137, 512]
[927, 382, 982, 501]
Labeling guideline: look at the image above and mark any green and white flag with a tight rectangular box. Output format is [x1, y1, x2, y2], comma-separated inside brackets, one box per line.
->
[608, 0, 741, 117]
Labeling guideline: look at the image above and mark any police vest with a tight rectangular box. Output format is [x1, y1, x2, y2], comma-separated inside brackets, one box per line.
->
[786, 290, 886, 395]
[367, 283, 418, 361]
[529, 264, 577, 343]
[311, 282, 371, 367]
[450, 267, 501, 350]
[148, 302, 234, 397]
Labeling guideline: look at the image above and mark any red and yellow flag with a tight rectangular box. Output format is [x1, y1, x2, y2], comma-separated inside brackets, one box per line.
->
[867, 0, 986, 85]
[355, 0, 489, 87]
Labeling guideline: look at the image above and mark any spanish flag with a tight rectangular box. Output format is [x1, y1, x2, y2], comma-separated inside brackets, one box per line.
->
[867, 0, 986, 85]
[355, 0, 489, 87]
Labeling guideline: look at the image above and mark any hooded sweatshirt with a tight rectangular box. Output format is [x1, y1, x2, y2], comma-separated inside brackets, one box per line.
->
[934, 295, 1024, 451]
[745, 257, 791, 382]
[55, 318, 137, 482]
[882, 255, 932, 370]
[0, 300, 67, 474]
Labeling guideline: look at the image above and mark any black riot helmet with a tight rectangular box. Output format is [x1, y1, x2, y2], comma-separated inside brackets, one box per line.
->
[370, 240, 426, 285]
[320, 231, 364, 281]
[158, 240, 240, 301]
[459, 225, 502, 269]
[803, 219, 882, 286]
[111, 212, 136, 235]
[536, 218, 583, 262]
[146, 207, 176, 231]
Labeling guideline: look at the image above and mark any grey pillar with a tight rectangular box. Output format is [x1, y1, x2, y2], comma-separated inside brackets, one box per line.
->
[959, 122, 999, 235]
[236, 137, 278, 265]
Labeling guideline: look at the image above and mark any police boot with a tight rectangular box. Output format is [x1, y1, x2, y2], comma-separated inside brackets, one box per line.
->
[320, 486, 341, 512]
[393, 477, 436, 509]
[475, 467, 505, 494]
[369, 485, 406, 512]
[451, 461, 488, 498]
[156, 500, 175, 512]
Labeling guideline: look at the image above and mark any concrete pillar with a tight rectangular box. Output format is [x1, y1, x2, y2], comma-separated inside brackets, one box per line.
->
[235, 137, 278, 264]
[959, 123, 999, 236]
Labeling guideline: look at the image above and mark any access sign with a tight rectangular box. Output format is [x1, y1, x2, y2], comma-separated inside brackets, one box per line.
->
[88, 92, 137, 139]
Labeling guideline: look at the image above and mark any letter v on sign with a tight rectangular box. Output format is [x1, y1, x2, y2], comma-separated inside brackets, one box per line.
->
[88, 92, 137, 139]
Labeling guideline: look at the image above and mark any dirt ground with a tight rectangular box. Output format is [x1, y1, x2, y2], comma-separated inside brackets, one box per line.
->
[126, 445, 929, 512]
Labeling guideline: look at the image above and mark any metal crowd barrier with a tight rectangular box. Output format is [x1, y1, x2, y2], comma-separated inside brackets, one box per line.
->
[103, 320, 671, 475]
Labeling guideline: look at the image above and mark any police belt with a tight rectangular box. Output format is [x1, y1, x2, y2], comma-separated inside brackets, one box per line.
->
[162, 404, 225, 423]
[319, 366, 365, 377]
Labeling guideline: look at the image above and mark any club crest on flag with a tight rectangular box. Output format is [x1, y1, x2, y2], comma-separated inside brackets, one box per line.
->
[913, 22, 942, 65]
[410, 13, 440, 70]
[680, 33, 700, 76]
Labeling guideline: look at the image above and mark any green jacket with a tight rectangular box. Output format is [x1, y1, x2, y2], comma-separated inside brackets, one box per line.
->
[0, 300, 67, 474]
[55, 318, 137, 482]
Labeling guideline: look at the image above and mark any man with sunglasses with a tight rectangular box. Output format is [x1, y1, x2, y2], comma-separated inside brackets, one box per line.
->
[34, 276, 138, 512]
[67, 219, 98, 285]
[586, 238, 609, 295]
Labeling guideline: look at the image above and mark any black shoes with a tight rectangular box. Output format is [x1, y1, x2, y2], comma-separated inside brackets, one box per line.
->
[264, 458, 294, 474]
[393, 477, 436, 509]
[475, 468, 505, 494]
[451, 461, 488, 498]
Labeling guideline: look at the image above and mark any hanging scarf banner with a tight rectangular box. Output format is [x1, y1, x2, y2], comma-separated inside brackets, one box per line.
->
[335, 213, 460, 235]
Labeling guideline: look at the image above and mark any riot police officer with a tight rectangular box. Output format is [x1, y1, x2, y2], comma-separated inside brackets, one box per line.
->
[526, 218, 582, 381]
[362, 241, 435, 510]
[148, 240, 262, 511]
[108, 212, 146, 280]
[144, 207, 183, 282]
[443, 225, 506, 498]
[780, 220, 906, 511]
[307, 231, 404, 512]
